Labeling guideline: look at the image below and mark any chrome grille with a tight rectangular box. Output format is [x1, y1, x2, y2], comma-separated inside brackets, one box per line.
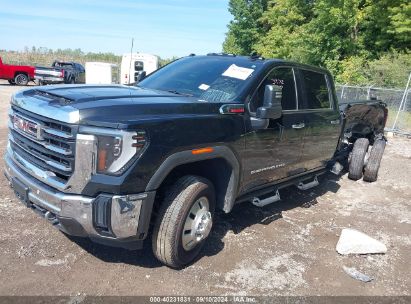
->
[8, 106, 76, 183]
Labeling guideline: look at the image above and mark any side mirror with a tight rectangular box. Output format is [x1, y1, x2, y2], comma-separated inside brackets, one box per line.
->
[136, 71, 147, 83]
[256, 85, 283, 120]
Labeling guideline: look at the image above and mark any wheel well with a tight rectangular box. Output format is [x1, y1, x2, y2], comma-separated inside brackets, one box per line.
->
[154, 158, 234, 213]
[14, 71, 28, 78]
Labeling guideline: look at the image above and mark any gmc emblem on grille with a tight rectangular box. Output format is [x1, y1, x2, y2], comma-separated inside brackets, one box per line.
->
[12, 115, 43, 140]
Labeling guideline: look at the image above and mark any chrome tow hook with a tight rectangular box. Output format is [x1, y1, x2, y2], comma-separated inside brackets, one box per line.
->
[44, 211, 59, 225]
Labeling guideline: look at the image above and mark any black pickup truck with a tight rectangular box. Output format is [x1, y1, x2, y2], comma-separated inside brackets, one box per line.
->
[35, 60, 85, 85]
[4, 54, 388, 268]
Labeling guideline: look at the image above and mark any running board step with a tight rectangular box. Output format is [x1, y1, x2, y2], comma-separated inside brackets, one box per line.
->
[251, 190, 281, 207]
[297, 176, 319, 190]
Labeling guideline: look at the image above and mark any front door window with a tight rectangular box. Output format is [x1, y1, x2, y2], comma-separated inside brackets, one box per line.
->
[250, 67, 298, 113]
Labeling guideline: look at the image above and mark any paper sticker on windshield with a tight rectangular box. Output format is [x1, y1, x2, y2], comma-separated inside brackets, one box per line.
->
[222, 64, 254, 80]
[198, 84, 210, 91]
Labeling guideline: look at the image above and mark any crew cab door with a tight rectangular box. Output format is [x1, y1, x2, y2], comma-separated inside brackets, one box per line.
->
[296, 68, 341, 170]
[242, 67, 306, 192]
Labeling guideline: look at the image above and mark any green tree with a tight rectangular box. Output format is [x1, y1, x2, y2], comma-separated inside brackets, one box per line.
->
[361, 0, 401, 55]
[223, 0, 411, 87]
[222, 31, 244, 55]
[367, 52, 411, 88]
[254, 0, 311, 59]
[222, 0, 268, 55]
[297, 0, 371, 76]
[159, 56, 179, 67]
[387, 1, 411, 49]
[334, 56, 368, 85]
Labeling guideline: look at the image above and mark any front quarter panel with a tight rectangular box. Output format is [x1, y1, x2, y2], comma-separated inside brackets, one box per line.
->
[81, 109, 246, 197]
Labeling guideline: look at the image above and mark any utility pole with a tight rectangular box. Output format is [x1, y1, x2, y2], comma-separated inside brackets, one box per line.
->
[128, 37, 134, 85]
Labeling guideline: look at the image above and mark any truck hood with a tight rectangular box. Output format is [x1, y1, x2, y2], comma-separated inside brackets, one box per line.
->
[12, 85, 224, 128]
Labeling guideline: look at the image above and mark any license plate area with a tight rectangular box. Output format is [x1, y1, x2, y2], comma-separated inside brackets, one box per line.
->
[12, 178, 30, 207]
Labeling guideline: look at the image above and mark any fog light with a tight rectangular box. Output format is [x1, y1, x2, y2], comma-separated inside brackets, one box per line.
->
[93, 195, 112, 231]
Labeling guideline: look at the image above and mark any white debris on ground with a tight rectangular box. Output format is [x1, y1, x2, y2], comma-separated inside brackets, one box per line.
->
[35, 258, 67, 267]
[336, 228, 387, 255]
[343, 266, 374, 282]
[35, 253, 77, 267]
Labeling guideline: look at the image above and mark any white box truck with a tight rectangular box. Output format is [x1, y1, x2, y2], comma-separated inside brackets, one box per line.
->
[85, 62, 119, 84]
[120, 53, 159, 85]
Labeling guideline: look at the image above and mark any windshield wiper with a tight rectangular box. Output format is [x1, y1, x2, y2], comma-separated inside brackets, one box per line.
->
[166, 90, 193, 97]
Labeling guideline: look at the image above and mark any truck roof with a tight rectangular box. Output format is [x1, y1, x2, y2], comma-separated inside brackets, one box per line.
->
[202, 53, 330, 74]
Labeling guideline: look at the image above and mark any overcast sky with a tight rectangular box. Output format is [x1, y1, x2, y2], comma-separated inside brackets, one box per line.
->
[0, 0, 231, 58]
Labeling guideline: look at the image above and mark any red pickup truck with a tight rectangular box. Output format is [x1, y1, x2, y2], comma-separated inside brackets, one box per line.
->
[0, 57, 35, 85]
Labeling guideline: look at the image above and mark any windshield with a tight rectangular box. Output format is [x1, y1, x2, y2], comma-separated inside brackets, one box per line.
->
[138, 56, 263, 102]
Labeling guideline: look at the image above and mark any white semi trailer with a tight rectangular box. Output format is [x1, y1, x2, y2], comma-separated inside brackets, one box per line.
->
[120, 53, 159, 85]
[85, 62, 119, 85]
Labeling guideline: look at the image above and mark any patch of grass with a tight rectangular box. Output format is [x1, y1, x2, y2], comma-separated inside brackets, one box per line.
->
[387, 107, 411, 132]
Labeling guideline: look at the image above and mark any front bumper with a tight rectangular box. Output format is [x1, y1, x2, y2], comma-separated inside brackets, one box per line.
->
[4, 153, 155, 249]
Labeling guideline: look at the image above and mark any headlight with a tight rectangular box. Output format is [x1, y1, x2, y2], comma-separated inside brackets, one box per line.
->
[79, 127, 147, 175]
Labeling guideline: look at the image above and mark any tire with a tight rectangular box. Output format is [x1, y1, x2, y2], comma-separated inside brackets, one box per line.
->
[14, 73, 29, 86]
[363, 139, 386, 182]
[8, 79, 16, 85]
[152, 175, 215, 268]
[348, 138, 369, 180]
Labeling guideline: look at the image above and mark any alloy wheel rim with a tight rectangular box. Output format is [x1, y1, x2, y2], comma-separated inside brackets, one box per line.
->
[16, 75, 27, 85]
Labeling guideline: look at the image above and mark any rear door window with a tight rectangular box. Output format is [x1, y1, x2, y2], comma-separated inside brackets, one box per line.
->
[299, 69, 331, 109]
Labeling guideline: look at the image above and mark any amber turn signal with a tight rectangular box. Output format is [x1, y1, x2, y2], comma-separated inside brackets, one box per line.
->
[192, 147, 214, 155]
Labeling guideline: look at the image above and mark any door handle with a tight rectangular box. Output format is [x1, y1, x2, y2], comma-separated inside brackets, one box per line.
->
[330, 119, 340, 125]
[292, 123, 305, 129]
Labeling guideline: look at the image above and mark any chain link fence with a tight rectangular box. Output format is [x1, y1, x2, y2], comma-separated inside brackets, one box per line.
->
[336, 83, 411, 135]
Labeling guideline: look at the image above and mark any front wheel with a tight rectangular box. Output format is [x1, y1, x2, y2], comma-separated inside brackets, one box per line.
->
[152, 175, 215, 268]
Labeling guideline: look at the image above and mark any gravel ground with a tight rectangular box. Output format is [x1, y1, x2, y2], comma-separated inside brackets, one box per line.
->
[0, 80, 410, 296]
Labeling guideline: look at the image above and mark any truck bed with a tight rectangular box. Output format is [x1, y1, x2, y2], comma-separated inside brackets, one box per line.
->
[34, 66, 65, 84]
